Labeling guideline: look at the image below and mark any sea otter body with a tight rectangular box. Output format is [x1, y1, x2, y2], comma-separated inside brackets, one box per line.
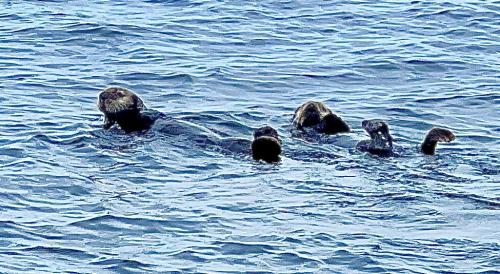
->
[293, 101, 350, 134]
[97, 87, 282, 163]
[357, 119, 455, 156]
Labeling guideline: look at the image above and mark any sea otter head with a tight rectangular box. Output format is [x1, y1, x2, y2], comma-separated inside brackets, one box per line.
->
[294, 102, 323, 128]
[252, 126, 282, 163]
[98, 87, 145, 115]
[361, 119, 393, 154]
[294, 101, 349, 134]
[253, 125, 281, 143]
[421, 127, 455, 155]
[97, 87, 145, 129]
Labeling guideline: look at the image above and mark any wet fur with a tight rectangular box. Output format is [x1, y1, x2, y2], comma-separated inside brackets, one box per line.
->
[97, 87, 154, 132]
[251, 126, 282, 163]
[98, 88, 281, 162]
[421, 128, 455, 155]
[357, 119, 394, 156]
[293, 101, 350, 134]
[358, 119, 455, 156]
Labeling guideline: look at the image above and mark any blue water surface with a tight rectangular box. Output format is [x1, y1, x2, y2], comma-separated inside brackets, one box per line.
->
[0, 0, 499, 273]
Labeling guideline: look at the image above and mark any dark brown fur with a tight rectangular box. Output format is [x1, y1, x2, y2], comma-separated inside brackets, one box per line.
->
[357, 119, 394, 156]
[358, 120, 455, 156]
[251, 126, 282, 163]
[293, 101, 350, 134]
[421, 128, 455, 155]
[97, 87, 152, 132]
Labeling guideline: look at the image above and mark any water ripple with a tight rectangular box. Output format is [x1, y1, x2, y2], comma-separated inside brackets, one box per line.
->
[0, 0, 498, 273]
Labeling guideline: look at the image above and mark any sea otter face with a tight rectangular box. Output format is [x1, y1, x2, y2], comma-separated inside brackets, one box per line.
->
[297, 104, 322, 127]
[97, 87, 145, 115]
[362, 119, 388, 135]
[293, 101, 330, 128]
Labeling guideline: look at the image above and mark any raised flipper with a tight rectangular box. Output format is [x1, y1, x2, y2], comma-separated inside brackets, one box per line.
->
[317, 113, 350, 134]
[421, 128, 455, 155]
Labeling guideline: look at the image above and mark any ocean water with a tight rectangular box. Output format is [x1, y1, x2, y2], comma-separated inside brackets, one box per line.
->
[0, 0, 499, 273]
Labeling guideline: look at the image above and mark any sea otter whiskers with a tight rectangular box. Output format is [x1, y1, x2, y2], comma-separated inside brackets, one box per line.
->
[293, 101, 350, 134]
[357, 119, 455, 156]
[98, 87, 145, 114]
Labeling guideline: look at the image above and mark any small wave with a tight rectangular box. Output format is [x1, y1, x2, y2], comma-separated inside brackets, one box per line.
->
[68, 214, 204, 234]
[435, 191, 500, 209]
[20, 246, 98, 260]
[415, 9, 472, 20]
[115, 72, 195, 82]
[212, 240, 278, 255]
[1, 0, 499, 272]
[90, 257, 154, 271]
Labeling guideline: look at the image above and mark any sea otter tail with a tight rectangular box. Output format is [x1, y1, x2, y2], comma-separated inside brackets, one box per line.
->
[421, 128, 455, 155]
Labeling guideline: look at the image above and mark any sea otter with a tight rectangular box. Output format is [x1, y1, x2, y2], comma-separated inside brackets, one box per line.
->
[97, 87, 281, 163]
[97, 87, 151, 132]
[292, 101, 350, 134]
[251, 126, 282, 163]
[357, 119, 455, 156]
